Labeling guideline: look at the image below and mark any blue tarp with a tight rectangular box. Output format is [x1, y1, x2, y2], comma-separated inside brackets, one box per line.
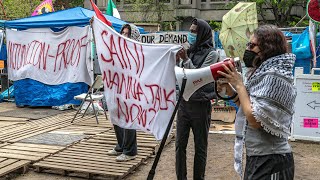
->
[0, 20, 5, 29]
[5, 7, 145, 33]
[214, 31, 223, 49]
[0, 44, 6, 61]
[1, 85, 14, 99]
[282, 31, 293, 37]
[14, 79, 87, 106]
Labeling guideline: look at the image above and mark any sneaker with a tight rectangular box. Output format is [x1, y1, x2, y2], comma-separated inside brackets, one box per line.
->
[107, 149, 122, 156]
[116, 154, 136, 162]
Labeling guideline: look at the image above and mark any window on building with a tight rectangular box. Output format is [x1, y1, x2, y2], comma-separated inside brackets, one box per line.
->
[180, 0, 192, 4]
[125, 0, 148, 3]
[201, 0, 206, 2]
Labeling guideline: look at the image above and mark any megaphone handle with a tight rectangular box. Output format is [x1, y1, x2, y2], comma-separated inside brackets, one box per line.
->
[215, 79, 238, 101]
[147, 77, 187, 180]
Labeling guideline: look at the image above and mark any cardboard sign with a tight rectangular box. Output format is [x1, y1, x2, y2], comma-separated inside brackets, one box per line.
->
[211, 106, 236, 123]
[0, 60, 4, 69]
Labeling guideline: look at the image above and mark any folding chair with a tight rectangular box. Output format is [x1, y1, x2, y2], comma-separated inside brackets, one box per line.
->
[71, 75, 108, 124]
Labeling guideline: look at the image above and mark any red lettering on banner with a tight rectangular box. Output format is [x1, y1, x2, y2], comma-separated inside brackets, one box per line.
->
[101, 31, 121, 67]
[99, 30, 145, 77]
[103, 69, 175, 127]
[117, 97, 130, 122]
[98, 28, 176, 129]
[54, 35, 88, 72]
[102, 70, 149, 103]
[7, 34, 88, 72]
[116, 97, 157, 127]
[8, 40, 50, 71]
[146, 84, 176, 110]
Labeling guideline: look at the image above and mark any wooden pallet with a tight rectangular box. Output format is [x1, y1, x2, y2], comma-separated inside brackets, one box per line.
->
[0, 117, 29, 122]
[0, 158, 30, 177]
[209, 120, 235, 134]
[51, 116, 112, 135]
[95, 130, 162, 153]
[0, 122, 26, 132]
[33, 130, 173, 179]
[73, 116, 113, 128]
[0, 143, 65, 162]
[0, 111, 94, 143]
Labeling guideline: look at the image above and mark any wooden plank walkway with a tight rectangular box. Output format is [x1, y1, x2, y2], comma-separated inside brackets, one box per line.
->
[0, 111, 93, 143]
[0, 103, 175, 179]
[0, 158, 30, 177]
[33, 129, 173, 179]
[0, 143, 65, 162]
[0, 142, 64, 178]
[51, 116, 112, 135]
[209, 120, 235, 134]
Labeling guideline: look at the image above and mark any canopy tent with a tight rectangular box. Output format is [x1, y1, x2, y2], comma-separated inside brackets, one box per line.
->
[0, 20, 5, 29]
[5, 7, 145, 33]
[4, 7, 145, 107]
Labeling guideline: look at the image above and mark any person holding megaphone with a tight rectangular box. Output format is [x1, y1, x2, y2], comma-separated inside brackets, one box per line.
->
[217, 25, 296, 180]
[175, 18, 219, 180]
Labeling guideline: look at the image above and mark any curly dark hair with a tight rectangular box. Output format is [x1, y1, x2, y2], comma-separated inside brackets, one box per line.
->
[253, 25, 288, 67]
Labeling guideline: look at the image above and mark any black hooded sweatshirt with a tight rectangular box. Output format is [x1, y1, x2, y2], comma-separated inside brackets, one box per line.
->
[182, 18, 218, 101]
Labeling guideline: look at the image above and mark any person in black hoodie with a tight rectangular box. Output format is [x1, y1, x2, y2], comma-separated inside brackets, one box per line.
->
[175, 18, 219, 180]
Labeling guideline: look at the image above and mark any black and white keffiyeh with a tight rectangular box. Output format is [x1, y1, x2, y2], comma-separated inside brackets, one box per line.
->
[234, 53, 297, 176]
[128, 24, 141, 42]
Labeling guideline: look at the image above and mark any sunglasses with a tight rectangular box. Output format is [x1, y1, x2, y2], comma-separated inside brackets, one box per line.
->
[246, 42, 258, 49]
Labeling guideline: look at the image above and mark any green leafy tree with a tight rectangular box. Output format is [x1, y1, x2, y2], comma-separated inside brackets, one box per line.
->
[224, 0, 304, 27]
[209, 21, 222, 31]
[53, 0, 83, 10]
[3, 0, 43, 19]
[125, 0, 169, 30]
[2, 0, 83, 20]
[247, 0, 302, 27]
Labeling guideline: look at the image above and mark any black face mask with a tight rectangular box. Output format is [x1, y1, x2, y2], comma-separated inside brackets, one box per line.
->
[243, 50, 258, 67]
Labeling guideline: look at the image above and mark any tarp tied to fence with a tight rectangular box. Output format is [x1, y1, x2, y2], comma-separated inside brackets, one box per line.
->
[92, 17, 181, 140]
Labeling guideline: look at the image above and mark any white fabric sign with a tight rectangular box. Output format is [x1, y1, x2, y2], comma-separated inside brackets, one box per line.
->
[309, 20, 317, 67]
[6, 26, 93, 85]
[92, 17, 181, 140]
[0, 30, 4, 50]
[141, 31, 188, 44]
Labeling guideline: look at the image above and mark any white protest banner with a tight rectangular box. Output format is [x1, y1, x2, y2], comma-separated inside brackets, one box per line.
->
[141, 31, 188, 44]
[6, 26, 92, 85]
[0, 30, 3, 49]
[309, 20, 317, 67]
[92, 17, 181, 140]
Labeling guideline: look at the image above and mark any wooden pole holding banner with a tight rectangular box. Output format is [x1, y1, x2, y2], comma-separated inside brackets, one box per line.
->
[89, 17, 96, 81]
[147, 75, 187, 180]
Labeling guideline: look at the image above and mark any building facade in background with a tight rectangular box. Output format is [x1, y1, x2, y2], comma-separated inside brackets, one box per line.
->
[84, 0, 306, 32]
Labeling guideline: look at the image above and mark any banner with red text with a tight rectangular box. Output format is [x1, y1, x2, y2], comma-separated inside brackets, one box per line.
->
[6, 26, 93, 85]
[92, 17, 181, 140]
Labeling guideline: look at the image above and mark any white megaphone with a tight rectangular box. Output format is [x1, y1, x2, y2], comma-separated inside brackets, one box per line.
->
[175, 57, 241, 101]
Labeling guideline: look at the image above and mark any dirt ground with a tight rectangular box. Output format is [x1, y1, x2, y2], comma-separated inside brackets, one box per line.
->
[11, 133, 320, 180]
